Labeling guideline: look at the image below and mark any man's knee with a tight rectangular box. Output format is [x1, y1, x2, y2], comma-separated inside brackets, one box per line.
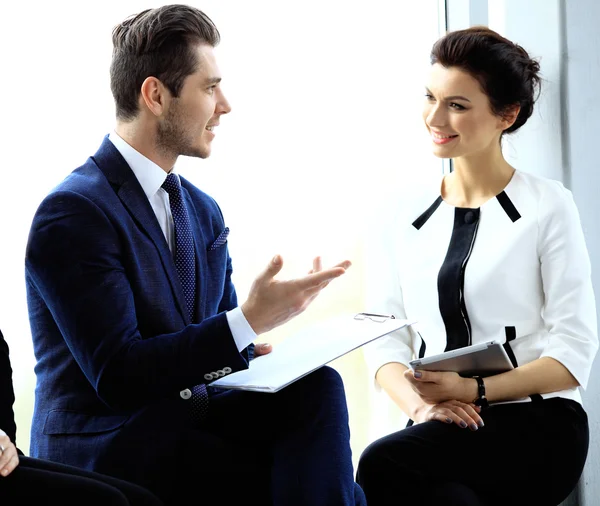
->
[286, 365, 345, 398]
[307, 365, 344, 389]
[280, 366, 348, 423]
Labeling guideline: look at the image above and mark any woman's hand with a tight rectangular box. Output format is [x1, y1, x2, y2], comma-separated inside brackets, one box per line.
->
[404, 369, 484, 430]
[0, 430, 19, 477]
[404, 368, 478, 405]
[413, 400, 484, 431]
[375, 362, 483, 431]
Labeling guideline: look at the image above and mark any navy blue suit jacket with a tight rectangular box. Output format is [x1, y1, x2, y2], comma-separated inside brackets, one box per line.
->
[25, 136, 252, 474]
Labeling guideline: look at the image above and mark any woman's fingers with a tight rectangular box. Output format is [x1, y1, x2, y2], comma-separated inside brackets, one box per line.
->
[428, 401, 484, 431]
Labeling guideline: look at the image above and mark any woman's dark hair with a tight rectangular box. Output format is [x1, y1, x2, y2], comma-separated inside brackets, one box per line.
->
[431, 26, 541, 134]
[110, 4, 221, 121]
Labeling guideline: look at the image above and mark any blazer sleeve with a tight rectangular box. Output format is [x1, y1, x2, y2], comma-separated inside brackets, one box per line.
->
[0, 329, 17, 445]
[361, 196, 416, 391]
[25, 191, 249, 411]
[538, 182, 599, 389]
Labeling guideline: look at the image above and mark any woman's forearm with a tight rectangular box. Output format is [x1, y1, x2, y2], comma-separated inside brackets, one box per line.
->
[476, 357, 579, 403]
[376, 362, 427, 419]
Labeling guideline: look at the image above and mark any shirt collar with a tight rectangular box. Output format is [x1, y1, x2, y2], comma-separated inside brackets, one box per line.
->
[108, 131, 175, 199]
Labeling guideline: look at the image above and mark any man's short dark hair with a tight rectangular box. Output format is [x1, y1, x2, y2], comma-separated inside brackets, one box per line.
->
[110, 4, 220, 121]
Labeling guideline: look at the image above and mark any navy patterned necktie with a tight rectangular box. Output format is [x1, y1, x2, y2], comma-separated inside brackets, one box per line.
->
[161, 173, 196, 321]
[161, 173, 208, 422]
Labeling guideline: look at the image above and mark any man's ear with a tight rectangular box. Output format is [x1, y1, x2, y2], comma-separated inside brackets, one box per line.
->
[500, 104, 521, 131]
[139, 76, 170, 117]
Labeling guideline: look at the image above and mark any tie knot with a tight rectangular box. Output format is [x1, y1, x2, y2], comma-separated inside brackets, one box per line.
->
[161, 173, 181, 197]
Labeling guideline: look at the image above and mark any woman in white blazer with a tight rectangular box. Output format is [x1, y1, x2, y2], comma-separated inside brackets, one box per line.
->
[357, 26, 598, 506]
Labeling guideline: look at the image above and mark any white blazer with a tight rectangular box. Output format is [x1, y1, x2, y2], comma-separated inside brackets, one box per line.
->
[363, 169, 598, 406]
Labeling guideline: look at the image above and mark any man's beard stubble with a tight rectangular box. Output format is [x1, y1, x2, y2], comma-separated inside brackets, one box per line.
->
[156, 101, 207, 160]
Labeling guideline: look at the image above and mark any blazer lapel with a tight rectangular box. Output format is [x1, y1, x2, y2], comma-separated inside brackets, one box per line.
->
[91, 136, 190, 325]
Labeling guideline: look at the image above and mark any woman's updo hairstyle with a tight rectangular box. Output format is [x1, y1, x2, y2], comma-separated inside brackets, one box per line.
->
[430, 26, 541, 134]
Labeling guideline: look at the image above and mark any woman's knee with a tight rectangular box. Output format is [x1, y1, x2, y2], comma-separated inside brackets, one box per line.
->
[356, 437, 397, 483]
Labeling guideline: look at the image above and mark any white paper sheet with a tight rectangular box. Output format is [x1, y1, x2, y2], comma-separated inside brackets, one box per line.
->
[211, 313, 415, 392]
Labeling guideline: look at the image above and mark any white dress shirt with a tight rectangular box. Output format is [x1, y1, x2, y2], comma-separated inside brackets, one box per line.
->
[108, 132, 256, 352]
[363, 169, 598, 406]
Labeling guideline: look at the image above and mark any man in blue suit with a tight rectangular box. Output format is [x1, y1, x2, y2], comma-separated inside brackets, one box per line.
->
[25, 4, 366, 506]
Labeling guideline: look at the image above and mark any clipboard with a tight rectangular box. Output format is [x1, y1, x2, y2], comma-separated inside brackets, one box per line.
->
[210, 312, 416, 393]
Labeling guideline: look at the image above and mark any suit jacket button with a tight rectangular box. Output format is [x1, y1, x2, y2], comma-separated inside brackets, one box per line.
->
[204, 373, 213, 381]
[180, 388, 192, 400]
[210, 372, 220, 380]
[223, 367, 232, 374]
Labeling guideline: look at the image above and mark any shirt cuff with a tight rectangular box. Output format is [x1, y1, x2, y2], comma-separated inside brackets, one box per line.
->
[226, 306, 257, 352]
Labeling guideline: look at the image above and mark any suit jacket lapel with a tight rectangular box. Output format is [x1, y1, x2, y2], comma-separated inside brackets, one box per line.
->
[91, 136, 190, 325]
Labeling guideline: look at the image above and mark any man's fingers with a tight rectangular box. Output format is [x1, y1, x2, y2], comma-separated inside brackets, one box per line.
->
[258, 254, 284, 281]
[309, 258, 347, 276]
[335, 260, 352, 270]
[313, 256, 322, 272]
[303, 276, 337, 296]
[298, 266, 347, 290]
[253, 343, 272, 357]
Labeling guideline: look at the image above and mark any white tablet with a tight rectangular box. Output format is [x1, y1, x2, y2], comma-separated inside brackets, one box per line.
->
[408, 340, 514, 377]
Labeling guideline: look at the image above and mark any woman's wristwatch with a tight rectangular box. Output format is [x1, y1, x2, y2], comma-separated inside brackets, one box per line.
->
[473, 376, 489, 409]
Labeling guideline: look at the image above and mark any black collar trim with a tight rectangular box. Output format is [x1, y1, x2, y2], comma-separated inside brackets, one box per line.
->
[496, 191, 521, 222]
[412, 196, 443, 230]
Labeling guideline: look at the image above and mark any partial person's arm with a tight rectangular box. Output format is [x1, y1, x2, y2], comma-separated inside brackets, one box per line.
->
[477, 183, 598, 402]
[404, 357, 577, 406]
[378, 362, 482, 429]
[0, 331, 17, 446]
[237, 255, 346, 358]
[0, 429, 19, 477]
[241, 255, 349, 335]
[376, 362, 432, 419]
[469, 357, 578, 403]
